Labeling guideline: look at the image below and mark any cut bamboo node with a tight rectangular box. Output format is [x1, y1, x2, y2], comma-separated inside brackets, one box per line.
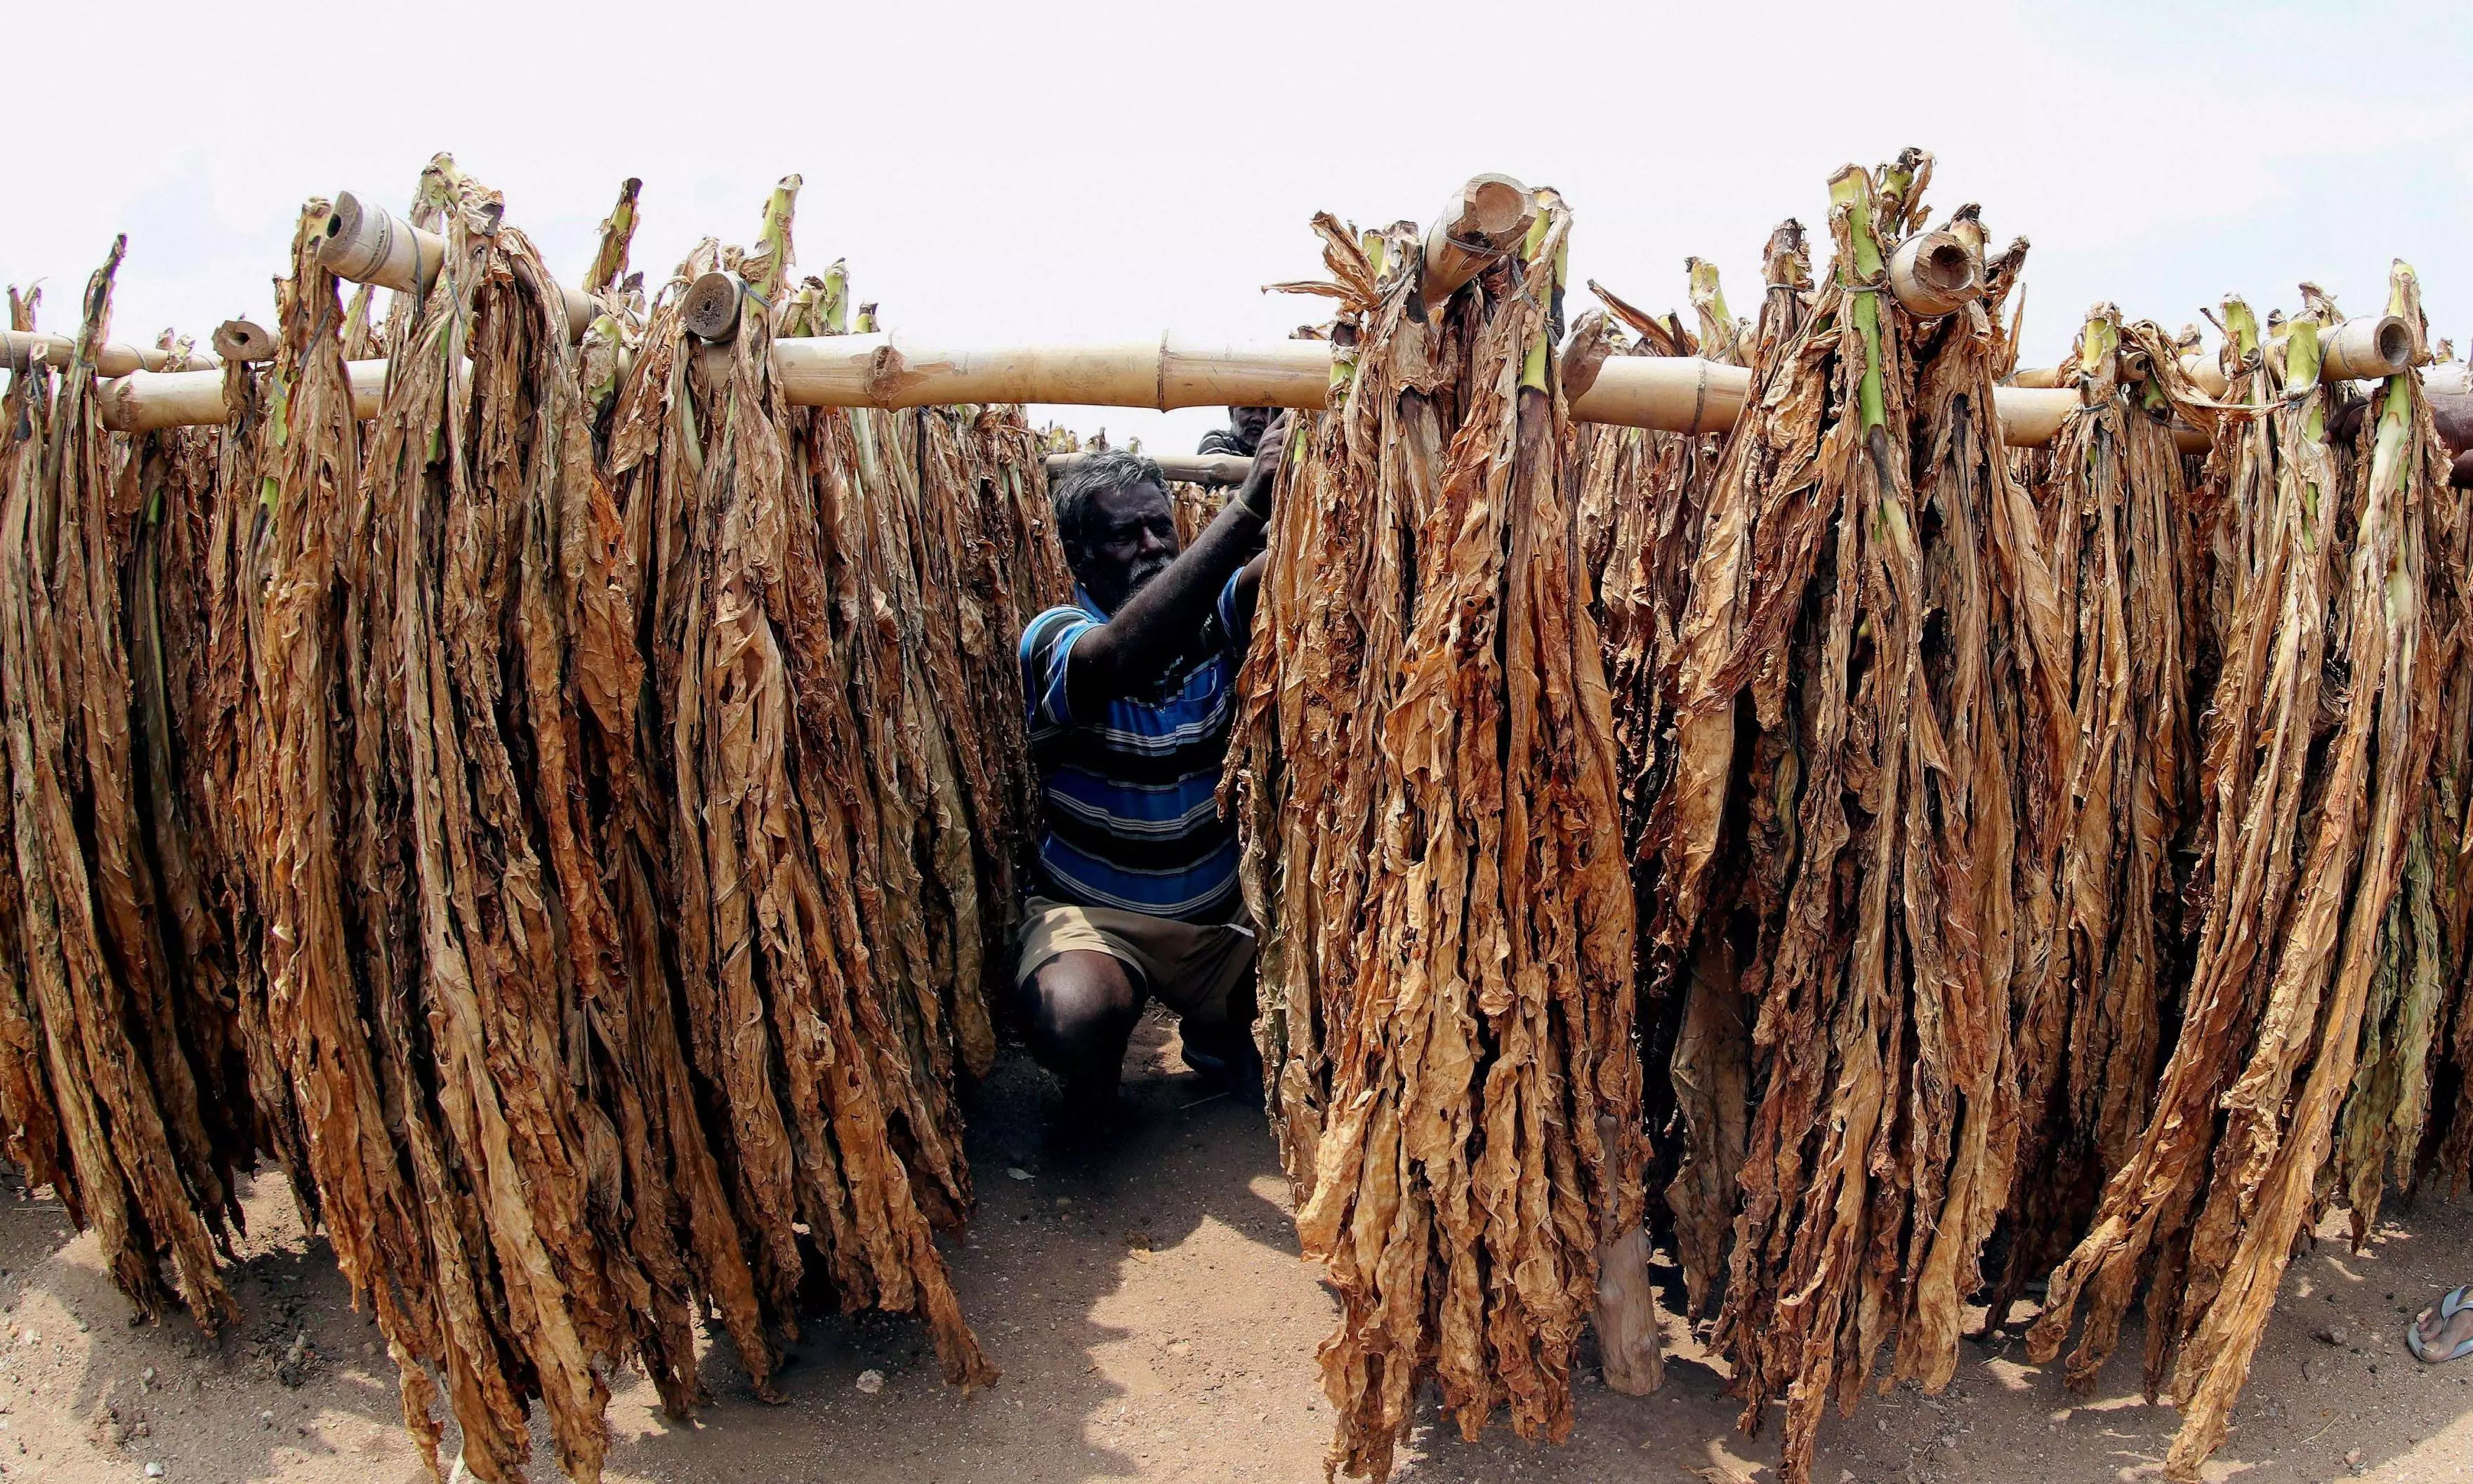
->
[1420, 173, 1534, 304]
[213, 319, 277, 364]
[2321, 314, 2413, 381]
[682, 271, 745, 343]
[1887, 231, 1981, 317]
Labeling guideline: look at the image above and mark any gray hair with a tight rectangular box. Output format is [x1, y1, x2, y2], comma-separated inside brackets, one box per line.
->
[1050, 450, 1168, 555]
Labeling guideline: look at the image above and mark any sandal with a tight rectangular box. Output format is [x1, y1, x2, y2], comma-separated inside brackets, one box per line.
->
[2406, 1285, 2473, 1363]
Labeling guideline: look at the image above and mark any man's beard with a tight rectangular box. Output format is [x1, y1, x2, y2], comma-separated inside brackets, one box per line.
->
[1122, 553, 1173, 601]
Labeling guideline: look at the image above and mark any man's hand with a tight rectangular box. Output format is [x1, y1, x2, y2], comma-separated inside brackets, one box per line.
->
[1236, 411, 1293, 520]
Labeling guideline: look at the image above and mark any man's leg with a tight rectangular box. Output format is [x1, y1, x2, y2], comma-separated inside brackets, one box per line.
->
[1174, 962, 1262, 1104]
[1015, 949, 1146, 1113]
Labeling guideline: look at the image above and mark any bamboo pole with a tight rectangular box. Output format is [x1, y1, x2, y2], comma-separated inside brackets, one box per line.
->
[95, 359, 386, 433]
[1046, 451, 1254, 486]
[88, 332, 2191, 449]
[2, 329, 218, 376]
[769, 332, 1338, 411]
[321, 190, 600, 343]
[2319, 312, 2414, 381]
[2013, 312, 2413, 397]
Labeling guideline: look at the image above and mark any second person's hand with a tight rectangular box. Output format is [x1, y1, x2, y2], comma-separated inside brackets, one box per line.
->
[1238, 411, 1293, 520]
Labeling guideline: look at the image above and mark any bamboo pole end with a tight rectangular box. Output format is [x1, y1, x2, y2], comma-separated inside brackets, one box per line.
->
[682, 272, 744, 343]
[321, 191, 435, 296]
[213, 319, 277, 364]
[1420, 173, 1536, 305]
[2321, 314, 2413, 381]
[1887, 231, 1981, 317]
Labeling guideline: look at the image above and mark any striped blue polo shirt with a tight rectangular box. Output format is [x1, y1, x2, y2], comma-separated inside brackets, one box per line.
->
[1019, 576, 1247, 922]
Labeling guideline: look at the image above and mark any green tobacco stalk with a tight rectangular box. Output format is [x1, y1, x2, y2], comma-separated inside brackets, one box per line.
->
[1519, 191, 1559, 393]
[746, 174, 802, 305]
[1686, 256, 1735, 361]
[819, 260, 850, 335]
[583, 178, 642, 297]
[1829, 166, 1886, 432]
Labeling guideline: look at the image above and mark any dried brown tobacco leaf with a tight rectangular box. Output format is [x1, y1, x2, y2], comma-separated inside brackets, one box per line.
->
[2418, 361, 2473, 1195]
[2161, 293, 2440, 1481]
[232, 164, 763, 1484]
[0, 289, 66, 1201]
[239, 200, 487, 1474]
[128, 400, 317, 1221]
[2023, 297, 2333, 1403]
[1233, 191, 1644, 1480]
[352, 162, 645, 1481]
[1644, 154, 2064, 1484]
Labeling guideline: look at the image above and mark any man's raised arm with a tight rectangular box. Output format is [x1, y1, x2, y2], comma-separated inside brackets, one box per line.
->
[1068, 413, 1288, 716]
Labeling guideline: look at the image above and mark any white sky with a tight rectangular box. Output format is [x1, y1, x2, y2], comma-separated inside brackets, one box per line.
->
[9, 0, 2468, 455]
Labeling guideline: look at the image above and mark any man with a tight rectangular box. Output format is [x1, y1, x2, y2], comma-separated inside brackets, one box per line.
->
[1015, 414, 1289, 1117]
[1197, 405, 1274, 458]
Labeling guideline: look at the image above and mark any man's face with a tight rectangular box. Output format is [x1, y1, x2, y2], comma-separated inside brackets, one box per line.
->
[1072, 478, 1180, 614]
[1229, 405, 1274, 453]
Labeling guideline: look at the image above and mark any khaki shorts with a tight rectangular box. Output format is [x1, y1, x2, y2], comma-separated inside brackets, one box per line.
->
[1013, 894, 1258, 1028]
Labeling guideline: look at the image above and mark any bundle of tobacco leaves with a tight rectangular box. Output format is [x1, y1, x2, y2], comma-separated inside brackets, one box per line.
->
[1572, 268, 1733, 857]
[2334, 289, 2473, 1223]
[1226, 219, 1400, 1201]
[1640, 153, 2062, 1484]
[0, 162, 1057, 1478]
[110, 161, 1038, 1480]
[0, 248, 285, 1335]
[1567, 258, 1768, 1324]
[2028, 267, 2448, 1480]
[602, 176, 1005, 1437]
[1227, 192, 1645, 1480]
[1981, 305, 2199, 1321]
[2413, 355, 2473, 1193]
[1169, 479, 1227, 545]
[752, 254, 1066, 1113]
[220, 163, 690, 1481]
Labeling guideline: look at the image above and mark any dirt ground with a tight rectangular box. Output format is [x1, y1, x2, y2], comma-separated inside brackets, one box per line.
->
[6, 1009, 2473, 1484]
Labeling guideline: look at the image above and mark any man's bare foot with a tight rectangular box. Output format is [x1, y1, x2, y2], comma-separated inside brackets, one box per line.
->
[1050, 1075, 1129, 1139]
[1178, 1023, 1263, 1111]
[2408, 1285, 2473, 1363]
